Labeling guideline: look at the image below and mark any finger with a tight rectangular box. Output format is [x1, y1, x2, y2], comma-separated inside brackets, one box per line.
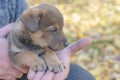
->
[54, 65, 69, 80]
[54, 72, 67, 80]
[33, 71, 45, 80]
[27, 69, 36, 80]
[64, 37, 92, 56]
[0, 23, 13, 37]
[7, 68, 23, 78]
[15, 66, 28, 73]
[0, 74, 16, 80]
[5, 75, 16, 80]
[41, 71, 55, 80]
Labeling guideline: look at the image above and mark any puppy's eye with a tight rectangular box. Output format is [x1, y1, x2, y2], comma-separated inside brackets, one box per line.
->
[49, 27, 57, 32]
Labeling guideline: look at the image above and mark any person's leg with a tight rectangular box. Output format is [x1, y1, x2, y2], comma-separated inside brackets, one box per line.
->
[66, 63, 96, 80]
[17, 63, 96, 80]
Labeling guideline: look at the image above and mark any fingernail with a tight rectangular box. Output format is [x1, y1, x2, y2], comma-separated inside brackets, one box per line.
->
[85, 37, 92, 43]
[17, 73, 23, 78]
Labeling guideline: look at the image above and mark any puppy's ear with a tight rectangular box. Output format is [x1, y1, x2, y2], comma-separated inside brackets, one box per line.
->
[21, 8, 42, 32]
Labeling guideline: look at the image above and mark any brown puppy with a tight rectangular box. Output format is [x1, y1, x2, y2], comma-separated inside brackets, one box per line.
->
[8, 3, 68, 73]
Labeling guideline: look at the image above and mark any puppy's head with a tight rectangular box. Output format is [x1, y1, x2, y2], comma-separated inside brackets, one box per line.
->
[21, 4, 68, 51]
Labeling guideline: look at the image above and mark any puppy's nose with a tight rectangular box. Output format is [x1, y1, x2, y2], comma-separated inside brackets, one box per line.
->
[64, 42, 69, 47]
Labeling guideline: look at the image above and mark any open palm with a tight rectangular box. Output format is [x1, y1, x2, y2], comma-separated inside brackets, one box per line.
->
[27, 38, 92, 80]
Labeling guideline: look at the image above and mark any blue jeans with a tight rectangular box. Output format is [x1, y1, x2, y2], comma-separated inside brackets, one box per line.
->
[17, 64, 96, 80]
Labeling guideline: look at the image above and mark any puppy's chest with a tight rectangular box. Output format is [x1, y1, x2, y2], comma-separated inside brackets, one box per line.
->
[12, 34, 46, 56]
[21, 43, 46, 56]
[29, 46, 46, 56]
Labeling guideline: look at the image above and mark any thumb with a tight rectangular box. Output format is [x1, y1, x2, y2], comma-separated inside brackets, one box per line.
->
[64, 37, 92, 56]
[0, 23, 13, 37]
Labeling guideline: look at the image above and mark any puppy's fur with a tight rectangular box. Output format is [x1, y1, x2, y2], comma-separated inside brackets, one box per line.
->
[8, 4, 68, 73]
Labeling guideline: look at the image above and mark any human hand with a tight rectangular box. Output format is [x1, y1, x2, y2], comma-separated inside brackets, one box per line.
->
[0, 24, 28, 80]
[27, 37, 92, 80]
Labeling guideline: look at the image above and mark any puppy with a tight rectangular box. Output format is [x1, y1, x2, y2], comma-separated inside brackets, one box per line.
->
[8, 3, 68, 73]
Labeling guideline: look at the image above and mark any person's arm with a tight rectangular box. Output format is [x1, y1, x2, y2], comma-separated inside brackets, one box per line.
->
[14, 0, 28, 21]
[0, 0, 28, 28]
[7, 0, 28, 23]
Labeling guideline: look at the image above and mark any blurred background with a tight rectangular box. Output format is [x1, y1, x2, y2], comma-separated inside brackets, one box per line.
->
[26, 0, 120, 80]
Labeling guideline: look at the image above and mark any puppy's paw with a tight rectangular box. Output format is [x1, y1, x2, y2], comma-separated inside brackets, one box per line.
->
[47, 60, 65, 73]
[31, 58, 47, 72]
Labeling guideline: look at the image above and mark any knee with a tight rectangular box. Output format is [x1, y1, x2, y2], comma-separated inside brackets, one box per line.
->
[66, 64, 96, 80]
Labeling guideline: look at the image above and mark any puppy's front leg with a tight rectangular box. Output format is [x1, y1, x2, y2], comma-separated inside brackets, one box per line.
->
[10, 51, 46, 71]
[44, 49, 65, 73]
